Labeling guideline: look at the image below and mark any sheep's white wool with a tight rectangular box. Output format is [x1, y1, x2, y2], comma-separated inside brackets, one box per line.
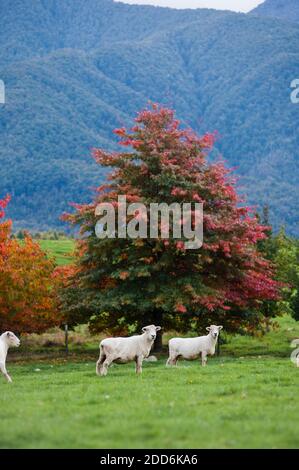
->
[166, 325, 223, 367]
[96, 325, 161, 376]
[144, 355, 158, 362]
[0, 331, 20, 383]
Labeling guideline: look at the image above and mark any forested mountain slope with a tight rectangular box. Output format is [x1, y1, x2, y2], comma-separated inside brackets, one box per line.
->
[252, 0, 299, 23]
[0, 0, 298, 235]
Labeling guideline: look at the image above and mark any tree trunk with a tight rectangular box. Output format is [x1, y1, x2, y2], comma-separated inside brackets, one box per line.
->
[65, 324, 69, 356]
[152, 310, 163, 353]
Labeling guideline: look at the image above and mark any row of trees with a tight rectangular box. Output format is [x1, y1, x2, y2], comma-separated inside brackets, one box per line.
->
[0, 106, 298, 343]
[13, 230, 71, 240]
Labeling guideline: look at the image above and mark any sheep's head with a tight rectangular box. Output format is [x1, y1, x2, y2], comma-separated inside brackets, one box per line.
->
[206, 325, 223, 340]
[3, 331, 21, 348]
[142, 325, 161, 341]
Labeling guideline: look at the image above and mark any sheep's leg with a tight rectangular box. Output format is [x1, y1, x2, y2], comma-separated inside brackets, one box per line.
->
[0, 362, 12, 383]
[166, 355, 178, 367]
[166, 356, 172, 367]
[166, 347, 178, 366]
[96, 347, 106, 376]
[201, 351, 208, 367]
[101, 357, 113, 376]
[96, 359, 104, 376]
[135, 355, 143, 375]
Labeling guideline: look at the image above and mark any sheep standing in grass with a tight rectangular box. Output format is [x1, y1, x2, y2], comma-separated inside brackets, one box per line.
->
[96, 325, 161, 376]
[166, 325, 223, 367]
[0, 332, 20, 383]
[290, 339, 299, 368]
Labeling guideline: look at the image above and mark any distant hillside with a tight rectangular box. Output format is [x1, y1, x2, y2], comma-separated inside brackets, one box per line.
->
[251, 0, 299, 23]
[0, 0, 298, 235]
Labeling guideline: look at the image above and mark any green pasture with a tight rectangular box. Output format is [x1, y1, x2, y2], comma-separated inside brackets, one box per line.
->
[2, 316, 299, 449]
[3, 240, 297, 449]
[38, 239, 75, 265]
[1, 355, 298, 449]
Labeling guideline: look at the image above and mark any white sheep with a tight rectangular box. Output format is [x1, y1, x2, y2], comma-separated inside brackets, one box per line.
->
[96, 325, 161, 376]
[0, 331, 20, 383]
[290, 339, 299, 367]
[166, 325, 223, 367]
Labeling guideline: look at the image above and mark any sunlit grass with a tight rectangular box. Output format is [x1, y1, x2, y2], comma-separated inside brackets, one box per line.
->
[1, 356, 298, 449]
[38, 239, 75, 265]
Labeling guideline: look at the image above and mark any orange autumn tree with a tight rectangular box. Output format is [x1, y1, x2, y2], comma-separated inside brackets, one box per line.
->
[0, 196, 63, 333]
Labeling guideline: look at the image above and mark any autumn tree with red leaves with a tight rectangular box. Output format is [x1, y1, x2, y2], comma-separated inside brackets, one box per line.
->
[0, 196, 63, 333]
[62, 105, 280, 347]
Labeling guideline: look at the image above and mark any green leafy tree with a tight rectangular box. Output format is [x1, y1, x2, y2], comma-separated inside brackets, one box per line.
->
[61, 105, 280, 348]
[258, 212, 299, 321]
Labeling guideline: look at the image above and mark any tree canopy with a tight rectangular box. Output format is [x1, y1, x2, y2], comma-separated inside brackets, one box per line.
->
[0, 195, 63, 333]
[61, 105, 281, 337]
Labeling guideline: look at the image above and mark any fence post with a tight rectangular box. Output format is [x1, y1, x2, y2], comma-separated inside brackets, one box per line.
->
[217, 332, 221, 357]
[65, 324, 69, 356]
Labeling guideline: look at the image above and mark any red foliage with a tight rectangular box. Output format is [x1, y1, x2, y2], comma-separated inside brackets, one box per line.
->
[64, 105, 281, 331]
[0, 196, 63, 333]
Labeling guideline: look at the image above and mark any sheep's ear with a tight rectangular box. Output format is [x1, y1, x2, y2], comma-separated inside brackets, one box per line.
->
[218, 326, 223, 331]
[155, 326, 161, 331]
[6, 332, 10, 337]
[206, 327, 211, 332]
[142, 327, 147, 333]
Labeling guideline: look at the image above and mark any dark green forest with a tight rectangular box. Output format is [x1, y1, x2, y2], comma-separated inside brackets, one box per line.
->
[0, 0, 298, 234]
[252, 0, 299, 22]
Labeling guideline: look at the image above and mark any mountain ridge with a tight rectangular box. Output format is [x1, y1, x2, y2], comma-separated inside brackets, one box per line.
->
[0, 0, 298, 235]
[251, 0, 299, 23]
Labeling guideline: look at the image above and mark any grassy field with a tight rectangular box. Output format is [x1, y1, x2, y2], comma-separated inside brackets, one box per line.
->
[1, 356, 298, 449]
[2, 316, 299, 449]
[4, 240, 297, 449]
[38, 239, 75, 265]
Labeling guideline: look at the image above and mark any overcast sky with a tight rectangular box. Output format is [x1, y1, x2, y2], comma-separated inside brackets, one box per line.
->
[118, 1, 265, 13]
